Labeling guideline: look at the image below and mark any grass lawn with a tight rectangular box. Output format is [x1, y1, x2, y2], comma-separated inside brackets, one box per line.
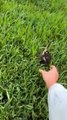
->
[0, 0, 67, 119]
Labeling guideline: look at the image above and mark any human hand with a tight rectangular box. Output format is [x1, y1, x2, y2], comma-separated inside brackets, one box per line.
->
[39, 65, 59, 89]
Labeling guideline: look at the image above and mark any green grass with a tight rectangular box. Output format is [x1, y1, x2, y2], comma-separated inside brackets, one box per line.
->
[0, 0, 67, 119]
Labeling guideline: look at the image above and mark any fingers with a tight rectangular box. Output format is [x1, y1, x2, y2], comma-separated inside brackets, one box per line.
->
[50, 65, 59, 79]
[39, 69, 46, 75]
[39, 69, 47, 81]
[39, 69, 46, 77]
[39, 69, 49, 88]
[39, 65, 56, 73]
[39, 65, 57, 74]
[50, 65, 56, 70]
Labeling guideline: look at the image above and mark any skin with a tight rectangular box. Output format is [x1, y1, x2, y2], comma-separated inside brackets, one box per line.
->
[39, 65, 59, 89]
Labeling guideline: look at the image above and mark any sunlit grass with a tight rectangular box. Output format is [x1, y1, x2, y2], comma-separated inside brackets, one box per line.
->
[0, 0, 67, 119]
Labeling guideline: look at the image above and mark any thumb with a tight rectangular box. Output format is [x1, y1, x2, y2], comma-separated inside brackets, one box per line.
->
[39, 69, 47, 81]
[39, 69, 50, 88]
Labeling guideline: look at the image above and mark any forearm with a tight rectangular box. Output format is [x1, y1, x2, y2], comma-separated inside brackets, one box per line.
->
[48, 83, 67, 120]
